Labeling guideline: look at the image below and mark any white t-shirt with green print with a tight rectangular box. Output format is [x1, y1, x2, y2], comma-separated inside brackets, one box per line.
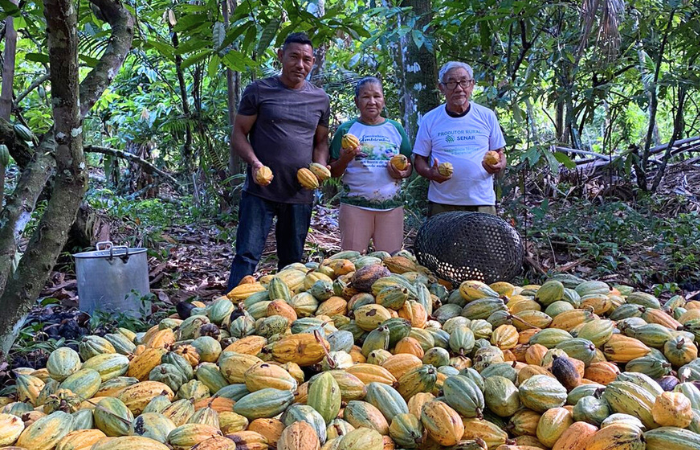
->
[330, 118, 412, 210]
[413, 103, 506, 206]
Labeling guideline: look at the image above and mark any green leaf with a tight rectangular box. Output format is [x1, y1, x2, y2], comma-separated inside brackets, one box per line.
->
[213, 21, 225, 50]
[242, 26, 257, 53]
[181, 50, 212, 70]
[25, 52, 50, 64]
[172, 13, 209, 33]
[522, 147, 540, 166]
[221, 51, 255, 72]
[411, 29, 425, 49]
[0, 0, 20, 16]
[79, 54, 100, 68]
[208, 54, 221, 79]
[511, 103, 524, 124]
[220, 20, 251, 49]
[544, 149, 560, 174]
[553, 151, 576, 169]
[480, 21, 491, 49]
[360, 33, 380, 51]
[174, 36, 210, 55]
[256, 18, 281, 56]
[40, 297, 60, 306]
[146, 41, 175, 62]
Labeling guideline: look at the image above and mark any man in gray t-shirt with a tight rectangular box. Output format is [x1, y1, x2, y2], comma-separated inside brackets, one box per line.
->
[226, 32, 330, 291]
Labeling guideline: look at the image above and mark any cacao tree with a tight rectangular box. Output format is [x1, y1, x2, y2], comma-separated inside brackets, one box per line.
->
[0, 0, 134, 357]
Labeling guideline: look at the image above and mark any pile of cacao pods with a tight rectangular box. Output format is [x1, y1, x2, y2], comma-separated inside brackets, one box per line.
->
[3, 249, 700, 450]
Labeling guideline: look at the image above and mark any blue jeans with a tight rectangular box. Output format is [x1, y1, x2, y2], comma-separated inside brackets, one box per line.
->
[227, 191, 312, 291]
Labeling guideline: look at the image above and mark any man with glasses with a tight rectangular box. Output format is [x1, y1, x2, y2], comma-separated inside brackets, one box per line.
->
[413, 61, 507, 217]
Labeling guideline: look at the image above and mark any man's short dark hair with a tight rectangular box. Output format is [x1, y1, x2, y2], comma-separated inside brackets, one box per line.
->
[282, 32, 313, 51]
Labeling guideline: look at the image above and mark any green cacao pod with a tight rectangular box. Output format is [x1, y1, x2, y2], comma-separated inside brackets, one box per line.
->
[308, 372, 342, 424]
[13, 123, 34, 141]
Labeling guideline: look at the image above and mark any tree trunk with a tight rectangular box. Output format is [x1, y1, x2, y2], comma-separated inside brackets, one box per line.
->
[0, 0, 20, 204]
[397, 0, 440, 141]
[169, 24, 194, 170]
[0, 0, 134, 359]
[223, 0, 243, 179]
[639, 9, 675, 192]
[0, 0, 84, 359]
[308, 0, 327, 87]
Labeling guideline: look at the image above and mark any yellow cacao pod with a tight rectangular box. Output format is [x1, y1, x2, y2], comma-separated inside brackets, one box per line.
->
[0, 413, 25, 446]
[90, 436, 171, 450]
[585, 423, 645, 450]
[536, 407, 572, 448]
[298, 168, 320, 190]
[270, 333, 329, 366]
[191, 435, 237, 449]
[116, 381, 175, 415]
[278, 420, 321, 450]
[484, 150, 501, 166]
[652, 392, 693, 427]
[390, 154, 408, 171]
[309, 163, 331, 182]
[55, 429, 107, 450]
[255, 166, 274, 186]
[247, 418, 285, 449]
[341, 134, 360, 150]
[16, 411, 73, 450]
[226, 431, 269, 450]
[420, 401, 464, 446]
[437, 162, 453, 177]
[127, 347, 166, 381]
[337, 428, 383, 450]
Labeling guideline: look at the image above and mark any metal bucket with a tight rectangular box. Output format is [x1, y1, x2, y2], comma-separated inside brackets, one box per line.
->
[74, 241, 151, 318]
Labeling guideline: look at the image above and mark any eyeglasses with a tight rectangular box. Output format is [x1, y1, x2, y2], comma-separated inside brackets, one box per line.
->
[442, 79, 475, 90]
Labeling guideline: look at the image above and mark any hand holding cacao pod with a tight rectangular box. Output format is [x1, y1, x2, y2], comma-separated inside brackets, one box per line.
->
[482, 150, 504, 174]
[341, 133, 360, 150]
[483, 150, 501, 167]
[437, 162, 453, 178]
[390, 154, 409, 171]
[254, 166, 274, 186]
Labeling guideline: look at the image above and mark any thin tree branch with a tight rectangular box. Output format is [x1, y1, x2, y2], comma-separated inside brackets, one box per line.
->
[84, 145, 182, 190]
[641, 9, 676, 183]
[79, 0, 135, 117]
[13, 73, 50, 107]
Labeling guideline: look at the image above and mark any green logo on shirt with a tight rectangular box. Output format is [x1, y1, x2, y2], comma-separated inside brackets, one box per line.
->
[445, 135, 455, 143]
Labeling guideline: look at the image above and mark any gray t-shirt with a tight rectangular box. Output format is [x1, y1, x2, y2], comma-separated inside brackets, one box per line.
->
[239, 76, 330, 204]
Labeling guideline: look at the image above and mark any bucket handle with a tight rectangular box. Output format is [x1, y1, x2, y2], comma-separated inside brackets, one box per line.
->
[96, 241, 113, 251]
[96, 241, 130, 261]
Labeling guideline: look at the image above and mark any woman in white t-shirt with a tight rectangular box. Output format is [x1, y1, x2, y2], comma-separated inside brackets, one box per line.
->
[329, 77, 413, 253]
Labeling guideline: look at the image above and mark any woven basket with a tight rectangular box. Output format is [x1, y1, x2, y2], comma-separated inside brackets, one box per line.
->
[413, 212, 523, 285]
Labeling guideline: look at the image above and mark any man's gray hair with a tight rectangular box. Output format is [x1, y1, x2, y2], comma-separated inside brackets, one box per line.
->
[438, 61, 474, 82]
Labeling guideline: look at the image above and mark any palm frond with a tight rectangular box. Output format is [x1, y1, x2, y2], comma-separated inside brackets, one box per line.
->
[597, 0, 625, 62]
[160, 117, 199, 134]
[576, 0, 600, 60]
[78, 30, 110, 59]
[312, 68, 365, 91]
[200, 133, 228, 172]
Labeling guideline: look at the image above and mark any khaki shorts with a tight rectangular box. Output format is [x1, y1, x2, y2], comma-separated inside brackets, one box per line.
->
[427, 202, 497, 218]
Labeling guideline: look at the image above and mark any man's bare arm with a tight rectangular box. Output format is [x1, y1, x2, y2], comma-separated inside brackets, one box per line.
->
[232, 114, 261, 170]
[313, 125, 330, 166]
